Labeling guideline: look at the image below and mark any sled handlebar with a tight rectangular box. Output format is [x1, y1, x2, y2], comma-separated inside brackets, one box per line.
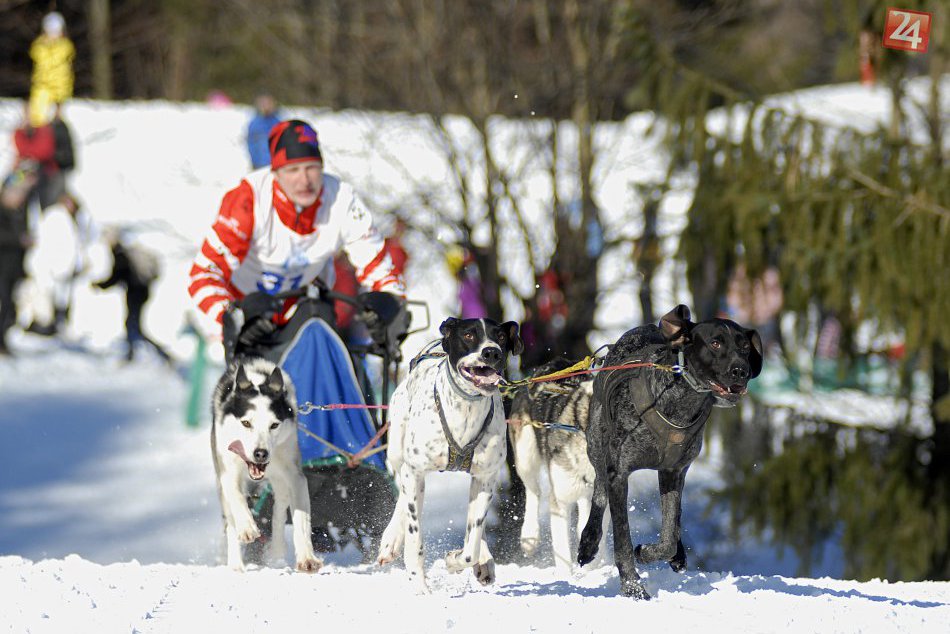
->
[272, 284, 431, 336]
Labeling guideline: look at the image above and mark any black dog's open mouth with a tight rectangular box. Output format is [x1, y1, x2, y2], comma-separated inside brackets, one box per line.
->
[709, 381, 747, 401]
[460, 363, 503, 388]
[228, 441, 268, 481]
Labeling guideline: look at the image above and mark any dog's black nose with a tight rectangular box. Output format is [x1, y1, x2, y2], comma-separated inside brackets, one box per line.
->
[730, 365, 749, 381]
[253, 448, 269, 463]
[481, 347, 502, 365]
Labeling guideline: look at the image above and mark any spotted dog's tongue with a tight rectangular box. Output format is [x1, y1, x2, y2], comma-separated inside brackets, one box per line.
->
[463, 365, 502, 388]
[228, 440, 266, 481]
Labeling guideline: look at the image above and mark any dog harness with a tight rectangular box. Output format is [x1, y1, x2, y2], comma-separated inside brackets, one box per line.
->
[602, 346, 712, 465]
[628, 365, 711, 452]
[433, 384, 496, 473]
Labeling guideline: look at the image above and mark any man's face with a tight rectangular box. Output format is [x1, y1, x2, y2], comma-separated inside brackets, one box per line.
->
[274, 160, 323, 207]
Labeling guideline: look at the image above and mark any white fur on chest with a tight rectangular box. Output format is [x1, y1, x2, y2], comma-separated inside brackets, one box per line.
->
[388, 358, 506, 475]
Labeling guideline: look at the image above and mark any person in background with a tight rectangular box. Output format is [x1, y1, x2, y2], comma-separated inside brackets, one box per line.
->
[13, 106, 63, 210]
[447, 245, 486, 319]
[0, 169, 38, 356]
[246, 93, 282, 170]
[29, 12, 74, 120]
[23, 193, 84, 336]
[50, 104, 76, 178]
[724, 264, 783, 354]
[384, 218, 408, 279]
[206, 90, 233, 109]
[94, 233, 171, 363]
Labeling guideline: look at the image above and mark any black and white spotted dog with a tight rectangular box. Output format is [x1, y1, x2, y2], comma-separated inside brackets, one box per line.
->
[211, 357, 322, 573]
[377, 317, 523, 593]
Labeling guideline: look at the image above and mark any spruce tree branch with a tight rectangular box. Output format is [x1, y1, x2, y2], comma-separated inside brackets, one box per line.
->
[660, 52, 934, 147]
[845, 168, 950, 224]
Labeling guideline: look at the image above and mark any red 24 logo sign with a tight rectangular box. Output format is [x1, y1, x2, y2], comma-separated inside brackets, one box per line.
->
[883, 8, 931, 52]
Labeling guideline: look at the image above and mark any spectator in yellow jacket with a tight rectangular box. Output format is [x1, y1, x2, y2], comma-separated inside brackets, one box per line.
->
[29, 12, 75, 127]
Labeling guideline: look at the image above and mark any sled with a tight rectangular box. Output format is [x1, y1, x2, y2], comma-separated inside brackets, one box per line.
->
[224, 283, 428, 563]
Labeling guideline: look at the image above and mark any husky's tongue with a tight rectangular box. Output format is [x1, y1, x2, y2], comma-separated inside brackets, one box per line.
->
[228, 440, 249, 460]
[228, 441, 266, 481]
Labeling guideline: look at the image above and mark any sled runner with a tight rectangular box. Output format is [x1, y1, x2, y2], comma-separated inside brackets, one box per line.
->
[222, 283, 427, 562]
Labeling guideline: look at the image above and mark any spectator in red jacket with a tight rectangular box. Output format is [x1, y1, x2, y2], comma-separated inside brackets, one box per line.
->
[13, 104, 63, 210]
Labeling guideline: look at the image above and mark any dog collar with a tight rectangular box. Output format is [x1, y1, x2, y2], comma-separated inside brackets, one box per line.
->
[441, 359, 484, 402]
[433, 383, 495, 472]
[409, 339, 446, 373]
[672, 348, 712, 394]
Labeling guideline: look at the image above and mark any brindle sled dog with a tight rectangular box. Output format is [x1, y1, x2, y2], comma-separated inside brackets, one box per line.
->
[508, 359, 607, 573]
[576, 305, 762, 599]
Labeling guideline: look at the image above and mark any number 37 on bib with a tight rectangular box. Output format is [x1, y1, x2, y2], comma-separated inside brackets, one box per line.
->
[883, 8, 931, 53]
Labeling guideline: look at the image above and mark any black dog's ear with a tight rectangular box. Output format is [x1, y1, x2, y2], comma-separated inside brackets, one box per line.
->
[659, 304, 694, 345]
[747, 329, 763, 379]
[439, 317, 459, 338]
[234, 364, 254, 392]
[265, 366, 284, 393]
[501, 321, 525, 356]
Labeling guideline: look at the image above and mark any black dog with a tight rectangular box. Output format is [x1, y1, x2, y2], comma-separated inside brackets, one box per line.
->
[577, 305, 762, 598]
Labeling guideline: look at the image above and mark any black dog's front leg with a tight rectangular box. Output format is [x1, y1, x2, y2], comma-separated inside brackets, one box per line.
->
[578, 399, 607, 567]
[577, 477, 607, 567]
[635, 468, 687, 572]
[607, 458, 650, 600]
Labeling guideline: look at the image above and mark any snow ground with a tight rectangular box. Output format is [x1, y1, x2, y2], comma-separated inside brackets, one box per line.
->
[1, 79, 949, 632]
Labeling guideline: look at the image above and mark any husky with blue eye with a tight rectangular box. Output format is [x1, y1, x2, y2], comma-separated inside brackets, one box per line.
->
[211, 357, 322, 573]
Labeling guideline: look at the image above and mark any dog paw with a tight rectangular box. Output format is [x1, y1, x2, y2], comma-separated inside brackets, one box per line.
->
[413, 581, 431, 595]
[620, 578, 651, 600]
[237, 524, 261, 544]
[578, 554, 605, 572]
[520, 536, 540, 557]
[377, 542, 398, 566]
[577, 537, 599, 567]
[445, 549, 472, 573]
[473, 559, 495, 586]
[669, 540, 687, 573]
[296, 556, 323, 573]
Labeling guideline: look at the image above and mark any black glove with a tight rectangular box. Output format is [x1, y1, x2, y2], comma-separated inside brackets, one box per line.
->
[360, 306, 384, 340]
[357, 293, 397, 340]
[237, 316, 278, 348]
[357, 292, 410, 360]
[238, 291, 283, 320]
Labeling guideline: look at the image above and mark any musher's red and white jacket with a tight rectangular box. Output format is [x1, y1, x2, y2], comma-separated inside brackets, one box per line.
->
[188, 168, 405, 338]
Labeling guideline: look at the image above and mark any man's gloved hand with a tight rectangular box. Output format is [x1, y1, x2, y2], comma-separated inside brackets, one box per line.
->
[237, 316, 278, 348]
[360, 305, 384, 340]
[239, 291, 283, 321]
[357, 292, 397, 342]
[357, 292, 411, 361]
[232, 291, 283, 350]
